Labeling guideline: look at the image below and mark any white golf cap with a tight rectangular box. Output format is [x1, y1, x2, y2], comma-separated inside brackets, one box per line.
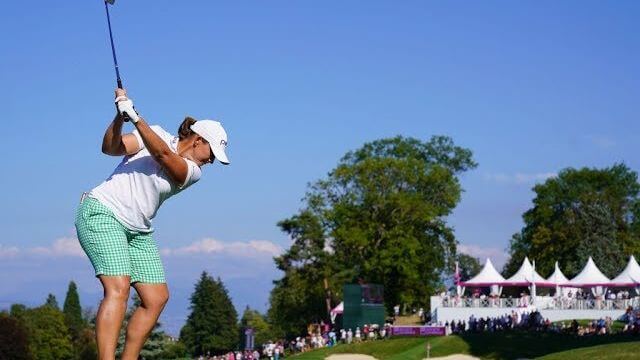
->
[190, 120, 230, 165]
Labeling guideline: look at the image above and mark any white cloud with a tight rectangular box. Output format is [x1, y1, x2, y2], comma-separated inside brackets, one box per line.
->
[458, 244, 508, 269]
[3, 235, 282, 260]
[161, 238, 283, 258]
[0, 245, 20, 258]
[484, 172, 556, 185]
[28, 237, 85, 257]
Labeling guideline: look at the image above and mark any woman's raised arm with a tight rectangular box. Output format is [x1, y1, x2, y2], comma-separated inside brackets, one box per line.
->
[102, 88, 141, 156]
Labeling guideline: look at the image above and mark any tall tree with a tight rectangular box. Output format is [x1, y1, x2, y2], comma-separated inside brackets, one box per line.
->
[45, 294, 60, 310]
[76, 327, 98, 360]
[180, 272, 239, 356]
[504, 164, 640, 278]
[269, 135, 476, 337]
[63, 281, 84, 339]
[23, 306, 74, 360]
[77, 308, 98, 360]
[10, 303, 28, 320]
[0, 313, 31, 360]
[456, 253, 482, 282]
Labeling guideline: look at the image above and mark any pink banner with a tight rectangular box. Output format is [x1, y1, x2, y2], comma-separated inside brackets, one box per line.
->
[390, 326, 446, 336]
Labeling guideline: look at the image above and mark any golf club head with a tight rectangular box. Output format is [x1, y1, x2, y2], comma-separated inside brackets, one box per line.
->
[106, 0, 116, 5]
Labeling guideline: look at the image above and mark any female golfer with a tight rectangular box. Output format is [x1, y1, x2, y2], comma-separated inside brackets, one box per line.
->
[75, 88, 229, 359]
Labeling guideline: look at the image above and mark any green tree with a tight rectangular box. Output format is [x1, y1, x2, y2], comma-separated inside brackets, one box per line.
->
[504, 164, 640, 278]
[456, 253, 482, 282]
[159, 340, 189, 359]
[239, 306, 271, 349]
[45, 293, 60, 310]
[23, 306, 74, 360]
[76, 327, 98, 360]
[0, 313, 31, 360]
[63, 281, 84, 340]
[269, 135, 477, 336]
[74, 307, 98, 360]
[180, 272, 239, 356]
[10, 303, 27, 320]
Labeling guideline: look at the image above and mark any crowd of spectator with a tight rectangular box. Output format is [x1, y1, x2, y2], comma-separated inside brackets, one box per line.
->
[621, 307, 640, 334]
[443, 310, 557, 334]
[440, 288, 639, 311]
[438, 308, 640, 337]
[288, 322, 394, 355]
[199, 298, 640, 359]
[195, 321, 396, 359]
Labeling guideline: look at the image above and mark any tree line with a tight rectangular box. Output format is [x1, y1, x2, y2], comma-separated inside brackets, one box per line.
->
[1, 281, 95, 360]
[0, 274, 258, 359]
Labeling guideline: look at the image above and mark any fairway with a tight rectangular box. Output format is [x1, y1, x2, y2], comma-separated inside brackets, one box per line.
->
[290, 332, 640, 360]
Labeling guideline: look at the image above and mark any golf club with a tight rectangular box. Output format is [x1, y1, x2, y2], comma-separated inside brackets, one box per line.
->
[104, 0, 122, 88]
[103, 0, 131, 121]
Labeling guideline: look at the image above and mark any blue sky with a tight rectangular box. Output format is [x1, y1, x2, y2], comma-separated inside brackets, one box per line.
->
[1, 1, 638, 335]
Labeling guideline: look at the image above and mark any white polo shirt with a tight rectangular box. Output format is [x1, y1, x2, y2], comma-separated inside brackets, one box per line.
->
[90, 125, 202, 232]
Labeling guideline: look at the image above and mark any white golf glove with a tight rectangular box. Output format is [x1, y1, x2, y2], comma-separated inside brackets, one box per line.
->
[115, 97, 140, 123]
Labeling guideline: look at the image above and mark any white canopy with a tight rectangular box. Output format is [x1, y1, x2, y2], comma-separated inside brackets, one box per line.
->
[546, 261, 570, 286]
[546, 261, 578, 297]
[609, 255, 640, 287]
[567, 257, 610, 287]
[503, 257, 549, 286]
[461, 258, 505, 286]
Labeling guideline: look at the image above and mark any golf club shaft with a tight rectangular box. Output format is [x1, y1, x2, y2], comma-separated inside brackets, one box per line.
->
[104, 0, 122, 88]
[104, 1, 130, 121]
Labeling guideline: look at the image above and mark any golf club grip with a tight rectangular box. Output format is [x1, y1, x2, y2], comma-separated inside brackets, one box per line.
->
[115, 79, 130, 122]
[115, 103, 131, 122]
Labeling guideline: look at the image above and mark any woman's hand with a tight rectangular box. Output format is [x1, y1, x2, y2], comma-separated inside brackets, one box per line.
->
[114, 88, 140, 123]
[115, 88, 127, 99]
[101, 88, 142, 156]
[116, 99, 140, 123]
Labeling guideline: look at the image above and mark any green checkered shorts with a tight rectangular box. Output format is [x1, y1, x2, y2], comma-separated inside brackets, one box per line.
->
[74, 197, 166, 284]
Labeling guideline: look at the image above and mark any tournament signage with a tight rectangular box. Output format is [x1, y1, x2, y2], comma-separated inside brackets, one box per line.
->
[391, 326, 446, 336]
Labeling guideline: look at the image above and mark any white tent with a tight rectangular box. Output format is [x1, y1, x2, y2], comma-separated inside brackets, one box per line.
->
[610, 255, 640, 287]
[566, 257, 610, 296]
[460, 258, 505, 296]
[546, 261, 577, 297]
[502, 257, 548, 305]
[503, 257, 548, 286]
[546, 261, 570, 285]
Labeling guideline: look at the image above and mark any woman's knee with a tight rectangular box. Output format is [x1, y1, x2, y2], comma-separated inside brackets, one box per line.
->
[152, 289, 170, 309]
[141, 287, 169, 312]
[101, 276, 131, 302]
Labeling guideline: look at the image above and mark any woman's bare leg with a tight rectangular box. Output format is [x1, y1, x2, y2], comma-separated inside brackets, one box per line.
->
[96, 275, 131, 360]
[121, 282, 169, 360]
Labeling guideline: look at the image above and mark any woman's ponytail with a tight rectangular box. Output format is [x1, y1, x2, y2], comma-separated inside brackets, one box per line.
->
[178, 116, 197, 140]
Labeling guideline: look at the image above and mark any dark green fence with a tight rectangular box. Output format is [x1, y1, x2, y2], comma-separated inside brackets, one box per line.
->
[342, 284, 385, 330]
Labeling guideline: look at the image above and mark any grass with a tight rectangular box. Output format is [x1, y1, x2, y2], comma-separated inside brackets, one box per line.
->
[290, 331, 640, 359]
[538, 341, 640, 360]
